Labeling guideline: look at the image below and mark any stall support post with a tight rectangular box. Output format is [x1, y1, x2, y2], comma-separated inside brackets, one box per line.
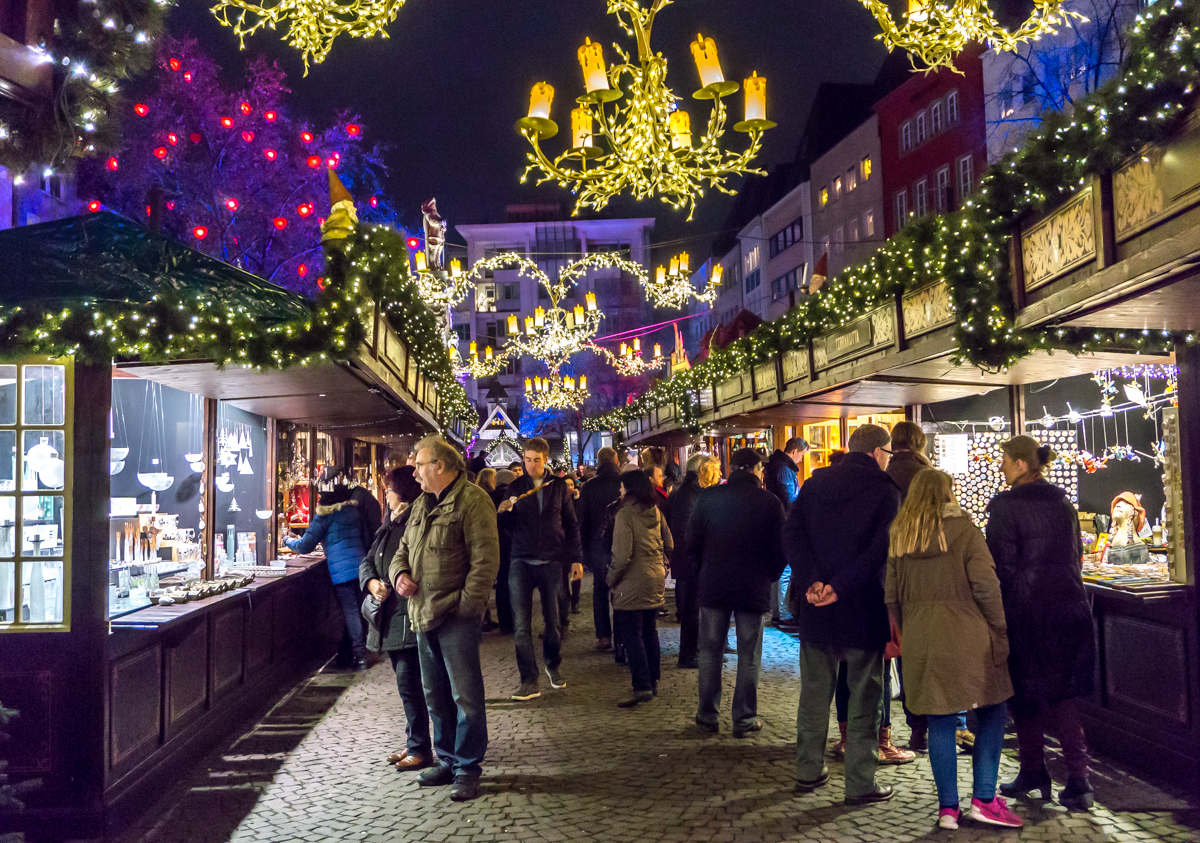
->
[1007, 385, 1026, 436]
[203, 398, 218, 578]
[904, 405, 921, 424]
[1174, 343, 1200, 586]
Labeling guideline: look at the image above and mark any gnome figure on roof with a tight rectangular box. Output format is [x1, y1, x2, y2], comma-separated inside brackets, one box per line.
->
[321, 170, 358, 245]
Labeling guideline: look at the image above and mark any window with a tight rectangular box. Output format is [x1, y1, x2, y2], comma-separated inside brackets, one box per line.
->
[846, 167, 857, 193]
[894, 191, 908, 228]
[0, 361, 71, 629]
[834, 226, 844, 255]
[833, 177, 843, 200]
[771, 264, 807, 299]
[744, 268, 761, 292]
[743, 245, 760, 275]
[935, 166, 951, 212]
[475, 282, 496, 312]
[931, 101, 944, 135]
[454, 323, 471, 343]
[947, 90, 959, 123]
[901, 122, 912, 153]
[864, 209, 875, 238]
[849, 217, 860, 243]
[916, 112, 927, 144]
[820, 186, 829, 208]
[998, 88, 1015, 118]
[861, 155, 872, 180]
[914, 178, 928, 217]
[958, 154, 974, 198]
[768, 217, 803, 258]
[821, 235, 830, 257]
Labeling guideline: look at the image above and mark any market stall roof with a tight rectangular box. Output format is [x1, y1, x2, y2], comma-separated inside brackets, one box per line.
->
[0, 212, 311, 326]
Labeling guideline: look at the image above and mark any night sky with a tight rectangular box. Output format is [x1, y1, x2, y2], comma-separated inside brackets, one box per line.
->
[168, 0, 890, 257]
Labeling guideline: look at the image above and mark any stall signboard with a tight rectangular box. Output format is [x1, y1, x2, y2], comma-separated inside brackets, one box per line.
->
[935, 433, 970, 476]
[828, 319, 872, 361]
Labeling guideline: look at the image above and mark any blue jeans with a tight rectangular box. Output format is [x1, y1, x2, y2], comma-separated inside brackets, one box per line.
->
[510, 559, 562, 684]
[388, 648, 431, 757]
[697, 607, 764, 731]
[332, 580, 367, 660]
[613, 608, 660, 692]
[592, 571, 613, 640]
[929, 702, 1007, 808]
[417, 612, 488, 778]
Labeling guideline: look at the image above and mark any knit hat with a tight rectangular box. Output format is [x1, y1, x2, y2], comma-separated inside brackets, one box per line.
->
[495, 469, 516, 487]
[1111, 491, 1147, 533]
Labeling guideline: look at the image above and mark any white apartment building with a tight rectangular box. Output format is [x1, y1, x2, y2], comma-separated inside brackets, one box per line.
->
[810, 114, 884, 282]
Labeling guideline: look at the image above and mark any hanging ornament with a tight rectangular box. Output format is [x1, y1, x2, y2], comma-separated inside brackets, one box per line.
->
[987, 415, 1006, 432]
[216, 472, 235, 493]
[26, 435, 58, 473]
[1067, 403, 1082, 425]
[1040, 407, 1055, 429]
[644, 257, 722, 309]
[136, 382, 174, 492]
[238, 453, 254, 475]
[228, 497, 241, 513]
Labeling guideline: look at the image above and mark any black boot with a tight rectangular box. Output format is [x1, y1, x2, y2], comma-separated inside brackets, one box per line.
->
[999, 766, 1052, 800]
[1058, 777, 1094, 810]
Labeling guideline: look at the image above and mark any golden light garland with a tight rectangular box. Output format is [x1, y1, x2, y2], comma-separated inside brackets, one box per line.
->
[517, 0, 775, 220]
[525, 373, 591, 410]
[210, 0, 407, 73]
[589, 338, 665, 376]
[413, 253, 474, 309]
[644, 251, 722, 309]
[862, 0, 1085, 73]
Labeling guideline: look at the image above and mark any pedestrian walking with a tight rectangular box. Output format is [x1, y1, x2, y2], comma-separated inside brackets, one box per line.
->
[360, 467, 432, 772]
[286, 484, 371, 671]
[886, 469, 1021, 829]
[687, 448, 786, 737]
[578, 447, 623, 652]
[764, 436, 807, 629]
[664, 454, 714, 669]
[389, 435, 500, 801]
[609, 470, 673, 707]
[988, 435, 1096, 810]
[786, 423, 900, 804]
[497, 437, 584, 700]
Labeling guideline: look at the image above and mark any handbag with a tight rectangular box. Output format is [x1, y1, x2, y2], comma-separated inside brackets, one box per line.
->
[884, 614, 902, 660]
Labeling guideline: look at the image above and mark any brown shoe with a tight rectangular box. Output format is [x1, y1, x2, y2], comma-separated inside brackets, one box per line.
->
[878, 726, 916, 764]
[830, 721, 847, 759]
[394, 753, 432, 771]
[596, 637, 612, 651]
[387, 750, 409, 764]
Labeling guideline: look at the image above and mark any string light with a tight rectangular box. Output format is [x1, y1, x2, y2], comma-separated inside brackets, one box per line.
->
[645, 253, 722, 309]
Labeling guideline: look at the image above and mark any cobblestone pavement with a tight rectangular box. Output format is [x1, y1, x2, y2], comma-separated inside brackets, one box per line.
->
[119, 576, 1199, 843]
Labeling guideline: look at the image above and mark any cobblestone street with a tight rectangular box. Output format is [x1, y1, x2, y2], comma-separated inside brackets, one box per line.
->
[118, 577, 1199, 843]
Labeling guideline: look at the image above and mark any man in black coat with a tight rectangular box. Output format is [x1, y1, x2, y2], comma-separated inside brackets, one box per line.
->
[577, 447, 623, 650]
[498, 438, 583, 701]
[686, 449, 786, 738]
[785, 424, 900, 805]
[664, 454, 707, 669]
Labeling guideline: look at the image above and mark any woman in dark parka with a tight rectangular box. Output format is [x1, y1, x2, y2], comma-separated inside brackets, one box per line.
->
[986, 435, 1095, 810]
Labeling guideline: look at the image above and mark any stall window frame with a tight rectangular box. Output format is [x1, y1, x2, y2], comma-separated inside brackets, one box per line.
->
[0, 357, 73, 633]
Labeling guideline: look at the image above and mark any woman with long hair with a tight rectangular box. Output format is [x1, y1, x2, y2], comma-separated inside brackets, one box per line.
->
[476, 467, 497, 494]
[988, 435, 1095, 810]
[608, 469, 673, 707]
[886, 469, 1019, 829]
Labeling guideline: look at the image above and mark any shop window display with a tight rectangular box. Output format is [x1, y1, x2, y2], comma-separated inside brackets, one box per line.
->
[213, 402, 270, 570]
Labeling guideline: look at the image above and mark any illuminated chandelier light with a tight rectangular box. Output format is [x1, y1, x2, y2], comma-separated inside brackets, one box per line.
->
[210, 0, 408, 73]
[413, 252, 474, 309]
[526, 373, 591, 410]
[516, 0, 775, 221]
[644, 251, 721, 309]
[862, 0, 1085, 73]
[590, 337, 665, 377]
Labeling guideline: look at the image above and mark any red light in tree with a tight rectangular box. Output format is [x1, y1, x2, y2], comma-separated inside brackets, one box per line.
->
[153, 147, 168, 159]
[317, 277, 327, 290]
[225, 198, 239, 212]
[167, 132, 178, 145]
[220, 116, 234, 128]
[306, 155, 321, 169]
[369, 196, 378, 207]
[146, 206, 152, 217]
[193, 226, 208, 240]
[264, 110, 277, 122]
[273, 217, 288, 230]
[106, 157, 119, 171]
[264, 148, 278, 161]
[189, 132, 202, 144]
[166, 201, 175, 210]
[168, 57, 181, 71]
[407, 238, 419, 249]
[317, 216, 325, 226]
[297, 203, 313, 217]
[301, 131, 314, 143]
[326, 157, 337, 169]
[239, 102, 252, 115]
[297, 264, 308, 277]
[183, 71, 192, 83]
[88, 201, 101, 212]
[346, 123, 360, 136]
[134, 103, 149, 116]
[241, 130, 255, 142]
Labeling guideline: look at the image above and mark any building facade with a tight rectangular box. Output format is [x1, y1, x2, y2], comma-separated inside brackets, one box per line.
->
[809, 114, 884, 282]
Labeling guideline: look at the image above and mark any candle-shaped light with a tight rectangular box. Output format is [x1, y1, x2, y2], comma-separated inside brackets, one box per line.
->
[573, 304, 585, 322]
[528, 81, 554, 120]
[579, 375, 587, 391]
[620, 342, 628, 357]
[712, 264, 724, 286]
[525, 377, 533, 391]
[577, 37, 609, 93]
[449, 346, 457, 361]
[469, 340, 477, 356]
[566, 376, 575, 390]
[745, 72, 767, 122]
[654, 343, 662, 358]
[669, 256, 679, 277]
[450, 258, 462, 277]
[656, 265, 667, 284]
[534, 307, 545, 327]
[566, 309, 576, 328]
[571, 107, 594, 149]
[415, 250, 428, 272]
[507, 313, 518, 334]
[679, 252, 690, 273]
[633, 337, 641, 353]
[485, 346, 493, 361]
[669, 110, 692, 150]
[585, 291, 597, 311]
[525, 316, 535, 335]
[691, 33, 724, 88]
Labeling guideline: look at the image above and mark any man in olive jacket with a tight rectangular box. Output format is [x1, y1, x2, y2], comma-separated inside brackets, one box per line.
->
[390, 435, 499, 802]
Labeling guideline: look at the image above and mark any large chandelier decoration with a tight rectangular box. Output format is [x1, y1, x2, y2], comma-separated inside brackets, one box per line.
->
[516, 0, 775, 221]
[210, 0, 407, 73]
[412, 252, 473, 309]
[591, 338, 666, 377]
[862, 0, 1085, 73]
[644, 251, 722, 310]
[526, 373, 591, 411]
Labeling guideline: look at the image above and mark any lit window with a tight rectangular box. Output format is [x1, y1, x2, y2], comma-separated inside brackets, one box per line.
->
[864, 209, 875, 238]
[849, 217, 860, 243]
[935, 166, 950, 211]
[820, 187, 829, 207]
[894, 191, 908, 228]
[958, 154, 973, 198]
[833, 177, 843, 200]
[914, 178, 928, 217]
[901, 123, 912, 153]
[861, 156, 872, 180]
[916, 112, 927, 144]
[947, 90, 959, 123]
[846, 167, 857, 192]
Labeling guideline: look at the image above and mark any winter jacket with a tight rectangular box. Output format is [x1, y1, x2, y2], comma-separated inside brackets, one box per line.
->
[885, 506, 1013, 715]
[784, 451, 901, 650]
[985, 480, 1095, 703]
[389, 473, 501, 633]
[608, 500, 673, 611]
[685, 470, 788, 613]
[350, 486, 383, 546]
[498, 474, 583, 570]
[664, 473, 703, 579]
[764, 450, 801, 506]
[359, 507, 417, 653]
[886, 449, 932, 499]
[578, 463, 623, 571]
[286, 499, 369, 585]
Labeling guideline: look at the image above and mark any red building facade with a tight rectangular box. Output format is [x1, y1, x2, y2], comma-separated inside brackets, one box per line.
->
[877, 44, 987, 238]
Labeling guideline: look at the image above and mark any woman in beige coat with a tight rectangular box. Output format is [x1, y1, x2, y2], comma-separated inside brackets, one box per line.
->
[885, 469, 1019, 831]
[609, 469, 673, 708]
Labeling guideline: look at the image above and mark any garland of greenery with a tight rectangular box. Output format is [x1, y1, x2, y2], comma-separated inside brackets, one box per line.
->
[586, 0, 1200, 434]
[0, 0, 171, 175]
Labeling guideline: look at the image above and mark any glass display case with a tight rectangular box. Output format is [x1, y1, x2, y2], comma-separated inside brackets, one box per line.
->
[213, 402, 270, 570]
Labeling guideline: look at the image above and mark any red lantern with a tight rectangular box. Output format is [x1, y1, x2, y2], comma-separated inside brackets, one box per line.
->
[407, 238, 419, 249]
[273, 217, 288, 230]
[168, 57, 181, 71]
[241, 130, 255, 143]
[167, 132, 178, 145]
[183, 71, 192, 83]
[297, 203, 313, 217]
[264, 110, 277, 122]
[225, 198, 239, 212]
[306, 155, 321, 169]
[193, 226, 208, 240]
[106, 157, 119, 171]
[220, 116, 233, 128]
[301, 131, 314, 143]
[264, 148, 278, 161]
[239, 102, 252, 115]
[134, 103, 149, 116]
[87, 200, 101, 212]
[166, 201, 175, 210]
[189, 132, 202, 144]
[316, 277, 327, 290]
[346, 123, 360, 136]
[297, 264, 308, 277]
[369, 196, 378, 208]
[153, 147, 168, 159]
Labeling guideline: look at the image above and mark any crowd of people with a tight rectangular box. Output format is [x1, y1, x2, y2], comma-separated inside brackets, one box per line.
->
[284, 425, 1097, 827]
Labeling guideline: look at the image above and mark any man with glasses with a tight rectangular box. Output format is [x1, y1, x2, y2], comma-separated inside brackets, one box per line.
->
[391, 435, 499, 801]
[785, 424, 902, 806]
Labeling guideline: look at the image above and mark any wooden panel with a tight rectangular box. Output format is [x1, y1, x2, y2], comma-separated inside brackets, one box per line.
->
[273, 580, 300, 651]
[1021, 186, 1096, 291]
[165, 620, 209, 739]
[0, 670, 53, 774]
[753, 362, 777, 396]
[782, 349, 809, 383]
[211, 604, 245, 701]
[1114, 117, 1200, 241]
[902, 281, 955, 338]
[1104, 614, 1189, 725]
[246, 592, 273, 673]
[110, 646, 161, 772]
[716, 375, 744, 404]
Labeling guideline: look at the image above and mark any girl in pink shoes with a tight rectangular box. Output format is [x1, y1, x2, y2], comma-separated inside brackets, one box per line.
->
[884, 469, 1023, 830]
